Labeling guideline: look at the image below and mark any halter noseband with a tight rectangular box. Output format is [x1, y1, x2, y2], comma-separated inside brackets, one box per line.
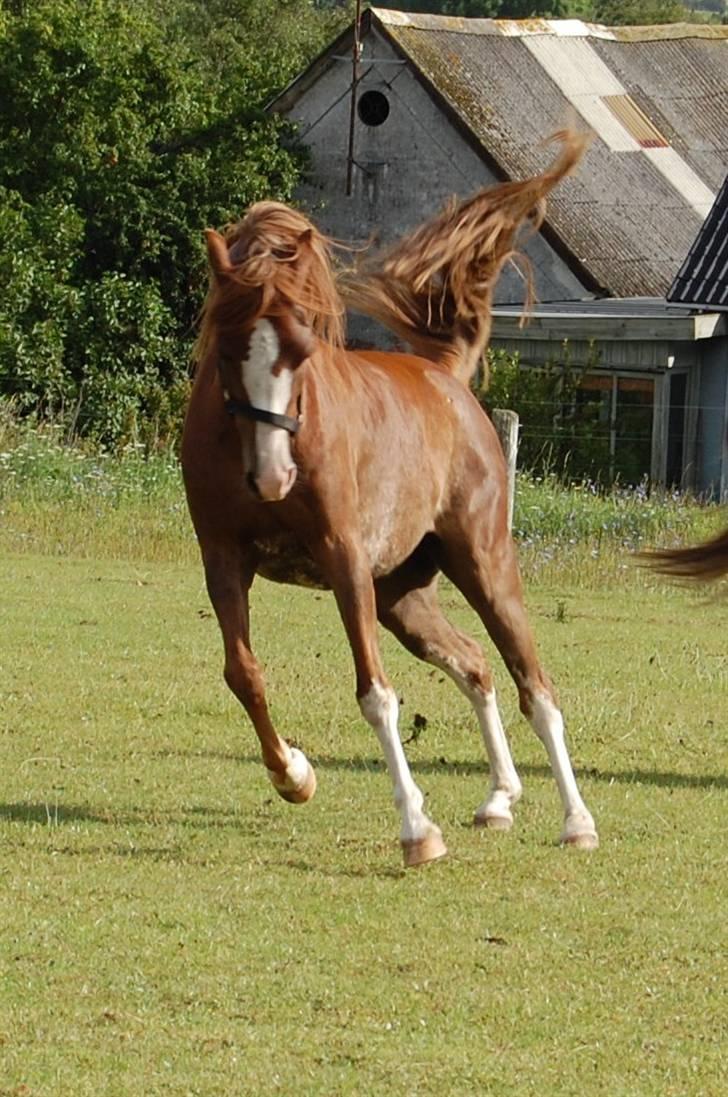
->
[223, 398, 300, 435]
[218, 351, 300, 435]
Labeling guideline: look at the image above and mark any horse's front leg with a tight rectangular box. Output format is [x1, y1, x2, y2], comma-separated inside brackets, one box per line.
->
[203, 544, 316, 804]
[319, 537, 446, 868]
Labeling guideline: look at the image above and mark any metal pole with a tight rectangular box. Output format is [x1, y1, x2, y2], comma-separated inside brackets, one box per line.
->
[345, 0, 362, 196]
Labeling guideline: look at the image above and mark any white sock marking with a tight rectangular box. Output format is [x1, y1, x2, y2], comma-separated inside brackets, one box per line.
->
[428, 653, 522, 817]
[359, 682, 437, 844]
[530, 693, 596, 839]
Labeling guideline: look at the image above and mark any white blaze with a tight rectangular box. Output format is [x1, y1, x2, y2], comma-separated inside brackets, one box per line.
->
[240, 319, 296, 497]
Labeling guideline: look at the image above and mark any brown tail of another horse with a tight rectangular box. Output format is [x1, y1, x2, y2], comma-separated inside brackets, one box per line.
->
[640, 527, 728, 581]
[340, 129, 589, 383]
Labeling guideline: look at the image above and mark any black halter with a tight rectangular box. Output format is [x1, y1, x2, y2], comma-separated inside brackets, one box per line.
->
[223, 398, 300, 435]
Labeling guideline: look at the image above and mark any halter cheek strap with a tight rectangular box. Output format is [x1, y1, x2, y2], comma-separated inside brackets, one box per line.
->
[223, 398, 300, 435]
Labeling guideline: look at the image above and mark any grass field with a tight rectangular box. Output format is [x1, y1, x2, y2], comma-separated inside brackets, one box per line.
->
[2, 553, 728, 1095]
[1, 421, 727, 1095]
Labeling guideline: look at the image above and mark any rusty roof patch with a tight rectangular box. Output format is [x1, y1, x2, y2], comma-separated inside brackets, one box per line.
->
[603, 95, 668, 148]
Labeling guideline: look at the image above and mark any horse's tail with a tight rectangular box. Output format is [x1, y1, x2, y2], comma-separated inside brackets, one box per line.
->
[340, 128, 589, 384]
[638, 526, 728, 581]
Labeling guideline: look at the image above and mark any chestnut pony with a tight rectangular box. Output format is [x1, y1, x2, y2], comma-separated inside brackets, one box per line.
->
[182, 132, 598, 867]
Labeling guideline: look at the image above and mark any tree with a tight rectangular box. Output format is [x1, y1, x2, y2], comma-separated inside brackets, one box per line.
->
[372, 1, 568, 15]
[0, 0, 341, 444]
[592, 0, 688, 22]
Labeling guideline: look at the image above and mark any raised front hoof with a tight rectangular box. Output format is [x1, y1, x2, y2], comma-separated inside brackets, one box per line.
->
[401, 830, 448, 869]
[275, 767, 317, 804]
[268, 749, 317, 805]
[473, 810, 513, 831]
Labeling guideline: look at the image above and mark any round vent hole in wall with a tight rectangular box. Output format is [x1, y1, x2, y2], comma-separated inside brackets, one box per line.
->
[357, 90, 390, 127]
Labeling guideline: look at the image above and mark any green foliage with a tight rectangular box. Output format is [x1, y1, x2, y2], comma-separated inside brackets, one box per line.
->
[372, 0, 567, 16]
[478, 346, 617, 483]
[0, 0, 339, 446]
[513, 470, 702, 548]
[592, 0, 688, 23]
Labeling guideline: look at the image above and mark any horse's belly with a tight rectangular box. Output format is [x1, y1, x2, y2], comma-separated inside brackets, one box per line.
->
[254, 537, 329, 590]
[361, 494, 434, 578]
[254, 513, 427, 589]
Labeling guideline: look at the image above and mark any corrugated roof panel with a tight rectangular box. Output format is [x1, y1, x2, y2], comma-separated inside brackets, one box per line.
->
[643, 147, 715, 217]
[523, 36, 638, 151]
[524, 35, 624, 97]
[591, 37, 728, 187]
[379, 16, 725, 297]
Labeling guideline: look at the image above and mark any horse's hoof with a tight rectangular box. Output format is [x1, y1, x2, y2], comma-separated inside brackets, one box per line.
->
[401, 830, 448, 868]
[474, 811, 513, 831]
[562, 829, 599, 851]
[268, 748, 317, 804]
[473, 789, 517, 831]
[560, 814, 599, 850]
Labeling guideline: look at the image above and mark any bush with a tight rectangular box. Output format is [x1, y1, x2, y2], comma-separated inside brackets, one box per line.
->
[477, 346, 613, 483]
[0, 0, 342, 447]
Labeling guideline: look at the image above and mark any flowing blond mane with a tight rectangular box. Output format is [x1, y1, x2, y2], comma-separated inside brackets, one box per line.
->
[194, 201, 345, 365]
[339, 129, 589, 382]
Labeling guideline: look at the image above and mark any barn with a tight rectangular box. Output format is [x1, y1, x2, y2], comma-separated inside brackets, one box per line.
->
[270, 9, 728, 497]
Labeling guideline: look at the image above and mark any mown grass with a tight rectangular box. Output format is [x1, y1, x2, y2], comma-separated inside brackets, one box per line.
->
[2, 555, 727, 1096]
[1, 411, 727, 1095]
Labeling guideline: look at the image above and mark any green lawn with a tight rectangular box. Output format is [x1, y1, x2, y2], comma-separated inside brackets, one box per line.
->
[2, 548, 727, 1096]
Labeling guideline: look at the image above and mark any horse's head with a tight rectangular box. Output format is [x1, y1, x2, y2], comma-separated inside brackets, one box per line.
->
[200, 205, 344, 502]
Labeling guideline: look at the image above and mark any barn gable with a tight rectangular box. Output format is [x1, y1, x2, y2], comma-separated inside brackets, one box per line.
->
[270, 10, 728, 499]
[271, 9, 728, 301]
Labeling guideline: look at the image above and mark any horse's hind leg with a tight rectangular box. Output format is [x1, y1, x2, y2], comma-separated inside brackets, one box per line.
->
[376, 574, 522, 828]
[202, 543, 316, 804]
[440, 535, 598, 849]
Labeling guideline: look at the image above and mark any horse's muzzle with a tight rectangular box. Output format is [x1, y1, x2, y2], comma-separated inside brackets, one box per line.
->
[249, 464, 297, 502]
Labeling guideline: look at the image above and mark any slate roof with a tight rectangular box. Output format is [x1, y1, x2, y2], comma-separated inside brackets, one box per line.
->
[667, 175, 728, 310]
[275, 10, 728, 300]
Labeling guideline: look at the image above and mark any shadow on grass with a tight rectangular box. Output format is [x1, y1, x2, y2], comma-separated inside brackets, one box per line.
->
[154, 746, 728, 791]
[4, 757, 725, 838]
[269, 753, 728, 792]
[0, 801, 259, 831]
[0, 801, 408, 878]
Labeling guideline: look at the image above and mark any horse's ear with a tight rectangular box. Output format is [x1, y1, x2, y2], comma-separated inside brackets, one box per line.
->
[295, 228, 315, 281]
[205, 229, 233, 279]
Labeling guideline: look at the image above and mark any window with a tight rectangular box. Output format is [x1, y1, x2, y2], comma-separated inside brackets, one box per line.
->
[357, 90, 390, 127]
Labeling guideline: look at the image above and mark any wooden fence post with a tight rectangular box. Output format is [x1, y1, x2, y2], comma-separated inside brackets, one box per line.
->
[491, 408, 519, 533]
